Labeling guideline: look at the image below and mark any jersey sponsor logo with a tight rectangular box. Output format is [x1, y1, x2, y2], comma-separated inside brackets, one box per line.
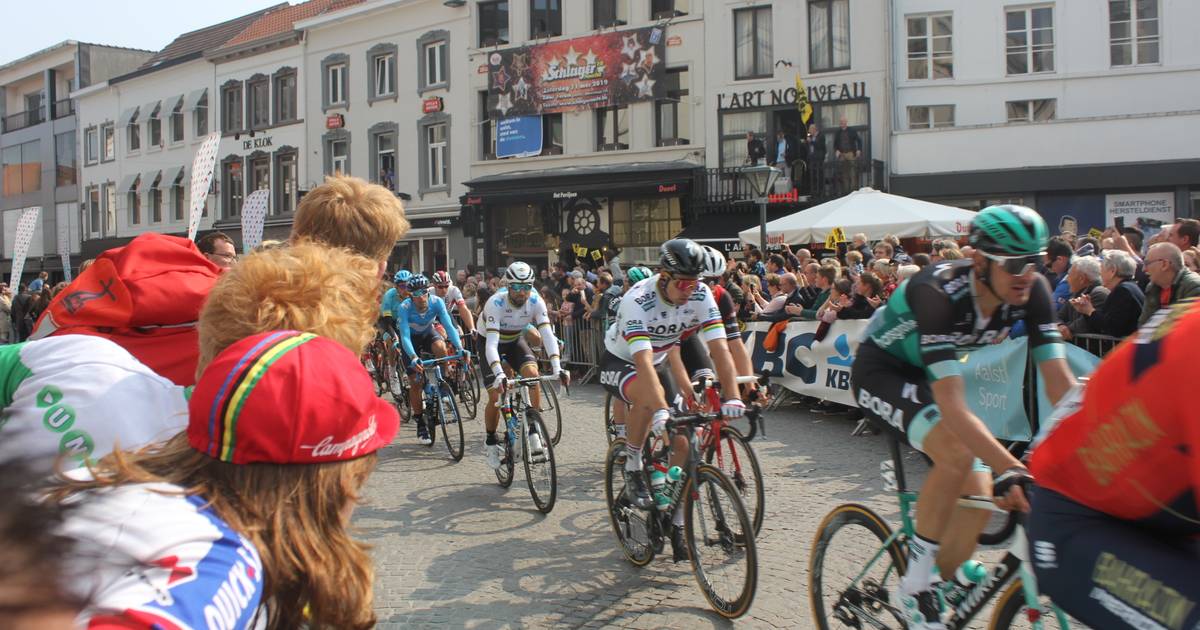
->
[1032, 541, 1057, 569]
[871, 318, 918, 348]
[920, 328, 1011, 347]
[599, 369, 625, 387]
[942, 274, 970, 296]
[856, 388, 904, 429]
[901, 383, 921, 405]
[1091, 552, 1193, 630]
[634, 291, 658, 311]
[202, 541, 263, 630]
[35, 384, 95, 460]
[1076, 398, 1164, 486]
[646, 323, 684, 336]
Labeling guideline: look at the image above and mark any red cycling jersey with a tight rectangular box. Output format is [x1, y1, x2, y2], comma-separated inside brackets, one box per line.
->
[1031, 298, 1200, 531]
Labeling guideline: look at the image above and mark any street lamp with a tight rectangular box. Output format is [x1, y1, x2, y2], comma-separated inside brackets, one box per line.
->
[739, 164, 782, 252]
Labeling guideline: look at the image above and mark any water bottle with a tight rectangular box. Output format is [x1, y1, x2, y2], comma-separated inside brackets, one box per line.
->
[942, 560, 987, 608]
[664, 466, 685, 507]
[650, 463, 669, 510]
[528, 427, 544, 455]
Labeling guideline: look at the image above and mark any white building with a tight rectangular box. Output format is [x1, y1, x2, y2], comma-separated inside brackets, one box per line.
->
[890, 0, 1200, 231]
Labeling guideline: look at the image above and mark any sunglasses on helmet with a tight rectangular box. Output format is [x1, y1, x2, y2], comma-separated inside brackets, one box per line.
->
[981, 251, 1042, 276]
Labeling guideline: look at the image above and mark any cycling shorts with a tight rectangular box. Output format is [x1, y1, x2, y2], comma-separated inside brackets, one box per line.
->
[403, 329, 444, 372]
[481, 337, 538, 389]
[679, 335, 715, 382]
[599, 351, 678, 407]
[1028, 486, 1200, 630]
[851, 341, 987, 472]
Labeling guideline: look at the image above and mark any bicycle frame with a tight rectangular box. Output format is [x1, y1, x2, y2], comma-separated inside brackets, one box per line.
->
[418, 352, 463, 407]
[497, 375, 555, 444]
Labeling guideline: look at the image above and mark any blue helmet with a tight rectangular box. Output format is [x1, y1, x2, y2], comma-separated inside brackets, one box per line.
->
[393, 269, 412, 285]
[407, 274, 430, 292]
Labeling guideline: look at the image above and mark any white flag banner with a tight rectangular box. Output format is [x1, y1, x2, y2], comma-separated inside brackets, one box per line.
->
[240, 189, 271, 253]
[10, 206, 41, 288]
[57, 215, 72, 282]
[187, 132, 222, 241]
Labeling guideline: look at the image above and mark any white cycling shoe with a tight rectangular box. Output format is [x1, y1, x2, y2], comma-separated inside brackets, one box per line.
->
[485, 442, 503, 470]
[891, 588, 946, 630]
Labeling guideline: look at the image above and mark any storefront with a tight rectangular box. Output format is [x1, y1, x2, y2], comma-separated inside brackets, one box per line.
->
[462, 161, 697, 272]
[388, 213, 463, 276]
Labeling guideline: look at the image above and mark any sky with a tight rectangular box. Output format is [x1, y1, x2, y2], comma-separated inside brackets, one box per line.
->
[0, 0, 285, 64]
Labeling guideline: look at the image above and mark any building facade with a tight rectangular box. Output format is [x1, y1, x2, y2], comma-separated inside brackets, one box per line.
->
[890, 0, 1200, 232]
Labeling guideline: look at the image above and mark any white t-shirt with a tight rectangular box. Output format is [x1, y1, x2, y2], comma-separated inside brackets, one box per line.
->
[0, 335, 189, 474]
[603, 278, 725, 365]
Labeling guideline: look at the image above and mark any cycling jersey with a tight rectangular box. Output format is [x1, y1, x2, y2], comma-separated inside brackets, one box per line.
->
[603, 278, 725, 365]
[861, 259, 1065, 381]
[396, 295, 463, 360]
[477, 289, 560, 379]
[380, 287, 403, 318]
[441, 284, 465, 308]
[680, 283, 740, 342]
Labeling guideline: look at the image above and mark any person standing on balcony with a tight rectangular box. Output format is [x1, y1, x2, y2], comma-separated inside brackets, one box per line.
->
[806, 123, 827, 197]
[833, 118, 862, 195]
[745, 131, 766, 165]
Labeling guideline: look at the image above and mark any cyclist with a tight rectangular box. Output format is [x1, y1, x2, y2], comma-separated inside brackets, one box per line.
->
[432, 270, 475, 337]
[600, 239, 746, 521]
[396, 274, 468, 446]
[1027, 298, 1200, 630]
[478, 262, 569, 470]
[850, 205, 1076, 628]
[379, 269, 412, 396]
[606, 265, 654, 439]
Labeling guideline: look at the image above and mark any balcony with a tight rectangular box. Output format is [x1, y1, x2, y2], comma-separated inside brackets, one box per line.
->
[2, 108, 45, 133]
[693, 158, 887, 209]
[52, 98, 73, 120]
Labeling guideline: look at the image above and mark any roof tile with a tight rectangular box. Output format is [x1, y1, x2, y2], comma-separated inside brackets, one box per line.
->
[139, 4, 287, 70]
[218, 0, 366, 51]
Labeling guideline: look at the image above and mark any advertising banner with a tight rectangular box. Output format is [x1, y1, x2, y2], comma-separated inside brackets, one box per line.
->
[240, 189, 271, 253]
[1105, 191, 1174, 242]
[57, 214, 72, 282]
[10, 206, 41, 289]
[496, 116, 544, 158]
[956, 340, 1030, 442]
[188, 132, 221, 241]
[487, 25, 667, 116]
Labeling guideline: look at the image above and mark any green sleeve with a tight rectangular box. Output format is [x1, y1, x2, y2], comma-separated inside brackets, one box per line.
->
[0, 342, 32, 409]
[801, 289, 829, 320]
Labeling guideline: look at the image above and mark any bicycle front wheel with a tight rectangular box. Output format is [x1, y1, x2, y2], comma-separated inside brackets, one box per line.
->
[704, 426, 765, 538]
[538, 380, 564, 445]
[603, 438, 655, 566]
[603, 392, 618, 444]
[456, 364, 480, 419]
[810, 504, 907, 630]
[522, 410, 557, 513]
[685, 464, 758, 619]
[437, 384, 465, 462]
[494, 426, 515, 488]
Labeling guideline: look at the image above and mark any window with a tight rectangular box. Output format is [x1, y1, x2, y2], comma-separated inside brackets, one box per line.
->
[595, 0, 628, 28]
[907, 105, 955, 129]
[651, 0, 688, 19]
[221, 82, 243, 133]
[172, 172, 185, 221]
[275, 150, 297, 215]
[1, 140, 41, 196]
[371, 126, 398, 191]
[88, 186, 101, 236]
[1006, 6, 1054, 74]
[374, 53, 395, 97]
[611, 198, 682, 248]
[596, 106, 629, 150]
[734, 6, 773, 80]
[274, 70, 297, 123]
[195, 92, 209, 137]
[720, 110, 767, 167]
[656, 68, 690, 145]
[246, 77, 269, 130]
[530, 0, 562, 38]
[85, 127, 98, 165]
[128, 178, 142, 225]
[104, 183, 116, 233]
[170, 98, 185, 143]
[1109, 0, 1159, 66]
[25, 92, 43, 118]
[222, 158, 243, 218]
[127, 110, 141, 152]
[322, 54, 350, 111]
[55, 131, 75, 187]
[148, 104, 162, 147]
[1006, 98, 1056, 123]
[250, 154, 270, 211]
[328, 137, 349, 175]
[426, 123, 448, 188]
[328, 64, 347, 106]
[809, 0, 851, 73]
[424, 41, 446, 87]
[479, 1, 509, 46]
[907, 14, 953, 79]
[541, 113, 564, 155]
[149, 174, 163, 223]
[479, 91, 496, 160]
[102, 124, 115, 161]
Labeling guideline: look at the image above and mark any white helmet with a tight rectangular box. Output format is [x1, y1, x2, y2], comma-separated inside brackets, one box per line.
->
[701, 246, 727, 279]
[504, 261, 535, 283]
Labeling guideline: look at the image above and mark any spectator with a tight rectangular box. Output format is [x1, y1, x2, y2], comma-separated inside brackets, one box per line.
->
[797, 262, 823, 307]
[806, 123, 827, 196]
[1071, 250, 1145, 338]
[10, 282, 30, 342]
[290, 175, 409, 266]
[737, 274, 761, 322]
[844, 250, 864, 279]
[790, 246, 813, 270]
[896, 264, 921, 283]
[816, 278, 852, 328]
[852, 233, 874, 265]
[1044, 236, 1075, 310]
[1074, 237, 1100, 258]
[1169, 218, 1199, 251]
[766, 253, 787, 275]
[1056, 256, 1108, 341]
[873, 260, 898, 298]
[752, 273, 786, 317]
[912, 253, 932, 269]
[760, 273, 805, 322]
[833, 118, 862, 194]
[591, 272, 620, 325]
[800, 267, 838, 320]
[746, 248, 766, 278]
[745, 131, 766, 165]
[1138, 242, 1200, 326]
[197, 232, 238, 270]
[940, 247, 964, 261]
[930, 239, 959, 263]
[770, 129, 801, 187]
[843, 272, 883, 319]
[872, 242, 894, 262]
[1184, 247, 1200, 273]
[0, 283, 10, 343]
[28, 271, 48, 293]
[884, 234, 912, 263]
[1118, 229, 1142, 256]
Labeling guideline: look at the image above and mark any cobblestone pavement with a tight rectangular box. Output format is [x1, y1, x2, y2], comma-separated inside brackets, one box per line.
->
[359, 385, 938, 629]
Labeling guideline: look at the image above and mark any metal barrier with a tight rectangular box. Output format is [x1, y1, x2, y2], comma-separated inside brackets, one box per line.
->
[1070, 334, 1123, 358]
[539, 316, 607, 384]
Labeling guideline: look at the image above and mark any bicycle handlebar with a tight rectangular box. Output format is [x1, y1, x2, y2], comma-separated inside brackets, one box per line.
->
[419, 352, 465, 366]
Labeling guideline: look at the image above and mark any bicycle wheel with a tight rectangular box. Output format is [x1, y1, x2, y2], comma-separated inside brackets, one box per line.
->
[458, 367, 480, 419]
[604, 392, 618, 444]
[810, 504, 908, 630]
[684, 464, 758, 619]
[521, 410, 557, 513]
[494, 425, 515, 488]
[603, 438, 655, 566]
[988, 580, 1079, 630]
[538, 380, 564, 446]
[437, 382, 465, 462]
[704, 426, 765, 538]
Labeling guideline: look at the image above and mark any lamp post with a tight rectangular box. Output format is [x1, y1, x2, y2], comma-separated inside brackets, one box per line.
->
[739, 164, 782, 252]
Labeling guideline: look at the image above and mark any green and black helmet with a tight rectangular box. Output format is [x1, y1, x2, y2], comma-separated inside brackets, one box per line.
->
[969, 205, 1049, 256]
[626, 266, 653, 284]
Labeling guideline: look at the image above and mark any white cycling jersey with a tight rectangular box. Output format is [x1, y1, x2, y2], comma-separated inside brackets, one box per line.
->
[603, 277, 725, 365]
[441, 284, 465, 307]
[477, 289, 561, 377]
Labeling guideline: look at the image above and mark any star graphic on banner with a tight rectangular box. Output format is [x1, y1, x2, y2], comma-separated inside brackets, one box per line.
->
[563, 46, 581, 67]
[495, 91, 513, 116]
[493, 66, 511, 92]
[510, 52, 529, 74]
[621, 34, 640, 59]
[584, 49, 598, 68]
[513, 76, 530, 100]
[639, 47, 659, 73]
[635, 74, 657, 98]
[620, 62, 639, 83]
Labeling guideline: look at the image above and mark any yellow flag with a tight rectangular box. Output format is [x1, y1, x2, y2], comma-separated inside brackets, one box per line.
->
[591, 249, 603, 261]
[1088, 227, 1104, 239]
[832, 227, 848, 243]
[795, 74, 813, 125]
[825, 232, 838, 250]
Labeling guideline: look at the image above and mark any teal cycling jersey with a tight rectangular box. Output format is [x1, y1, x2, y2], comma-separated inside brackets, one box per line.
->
[381, 287, 403, 318]
[397, 295, 463, 358]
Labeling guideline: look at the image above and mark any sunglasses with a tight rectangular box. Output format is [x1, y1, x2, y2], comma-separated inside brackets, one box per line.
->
[411, 289, 428, 297]
[669, 276, 699, 291]
[981, 251, 1042, 276]
[509, 282, 533, 292]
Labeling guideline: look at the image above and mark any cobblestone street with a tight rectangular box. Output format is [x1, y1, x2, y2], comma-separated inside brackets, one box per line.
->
[358, 385, 934, 629]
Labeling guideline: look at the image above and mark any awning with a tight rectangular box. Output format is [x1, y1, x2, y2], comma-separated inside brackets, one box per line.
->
[143, 101, 161, 119]
[676, 205, 796, 242]
[184, 88, 208, 111]
[464, 160, 697, 204]
[164, 94, 184, 113]
[143, 170, 162, 188]
[118, 173, 139, 192]
[161, 165, 185, 186]
[118, 106, 138, 126]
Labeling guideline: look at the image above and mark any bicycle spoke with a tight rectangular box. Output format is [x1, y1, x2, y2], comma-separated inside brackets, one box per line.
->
[686, 466, 757, 619]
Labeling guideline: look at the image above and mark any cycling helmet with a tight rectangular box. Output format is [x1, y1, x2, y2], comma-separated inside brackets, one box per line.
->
[969, 205, 1049, 256]
[431, 270, 451, 286]
[700, 246, 727, 279]
[659, 238, 706, 277]
[504, 261, 535, 284]
[407, 274, 430, 292]
[627, 266, 653, 284]
[393, 269, 412, 284]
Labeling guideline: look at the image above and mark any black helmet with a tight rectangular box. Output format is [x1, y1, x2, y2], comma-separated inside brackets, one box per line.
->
[407, 274, 430, 292]
[659, 239, 706, 277]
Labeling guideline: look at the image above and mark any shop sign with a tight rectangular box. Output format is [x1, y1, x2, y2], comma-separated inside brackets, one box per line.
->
[496, 116, 544, 158]
[667, 36, 683, 47]
[487, 25, 666, 116]
[240, 135, 273, 151]
[325, 114, 344, 129]
[422, 97, 444, 114]
[717, 81, 868, 110]
[1105, 192, 1174, 236]
[552, 191, 578, 199]
[432, 216, 460, 228]
[767, 189, 799, 204]
[657, 184, 678, 193]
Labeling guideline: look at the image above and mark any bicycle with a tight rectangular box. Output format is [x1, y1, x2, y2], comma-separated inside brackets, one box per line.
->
[447, 351, 481, 419]
[689, 374, 767, 537]
[809, 437, 1076, 629]
[604, 411, 758, 619]
[493, 374, 559, 514]
[415, 352, 466, 462]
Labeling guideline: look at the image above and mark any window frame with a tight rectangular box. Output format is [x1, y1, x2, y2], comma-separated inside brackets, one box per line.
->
[87, 185, 102, 237]
[479, 90, 496, 160]
[147, 103, 163, 148]
[369, 122, 399, 192]
[54, 130, 76, 188]
[274, 147, 298, 216]
[530, 0, 563, 39]
[273, 67, 298, 124]
[655, 67, 690, 146]
[808, 0, 852, 74]
[595, 105, 630, 151]
[195, 92, 209, 137]
[541, 113, 564, 155]
[101, 123, 115, 161]
[1005, 4, 1056, 76]
[1109, 0, 1160, 67]
[1006, 98, 1057, 123]
[478, 0, 510, 47]
[149, 173, 163, 223]
[170, 98, 185, 144]
[321, 54, 350, 111]
[172, 172, 186, 222]
[220, 80, 244, 134]
[246, 74, 270, 131]
[594, 0, 629, 29]
[417, 30, 451, 94]
[365, 44, 397, 103]
[906, 13, 954, 80]
[418, 113, 451, 196]
[610, 198, 683, 249]
[734, 5, 774, 81]
[84, 126, 99, 165]
[220, 155, 244, 219]
[906, 104, 955, 129]
[104, 182, 117, 233]
[323, 129, 351, 176]
[127, 110, 141, 153]
[128, 177, 142, 226]
[651, 0, 689, 20]
[248, 150, 271, 214]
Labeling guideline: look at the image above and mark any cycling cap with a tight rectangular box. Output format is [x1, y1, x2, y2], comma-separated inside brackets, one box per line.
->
[505, 261, 535, 283]
[393, 269, 412, 284]
[969, 205, 1049, 256]
[431, 270, 451, 286]
[659, 238, 706, 277]
[701, 246, 727, 279]
[407, 274, 430, 292]
[627, 266, 653, 284]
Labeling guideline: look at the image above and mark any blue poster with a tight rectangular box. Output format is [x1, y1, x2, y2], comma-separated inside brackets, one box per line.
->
[960, 339, 1031, 442]
[497, 116, 543, 159]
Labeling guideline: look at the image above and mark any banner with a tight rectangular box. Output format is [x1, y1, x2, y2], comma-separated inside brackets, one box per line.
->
[10, 207, 40, 289]
[956, 340, 1030, 442]
[496, 116, 544, 158]
[1105, 192, 1174, 242]
[487, 25, 666, 116]
[1034, 342, 1101, 427]
[57, 214, 72, 282]
[240, 189, 271, 253]
[188, 132, 222, 241]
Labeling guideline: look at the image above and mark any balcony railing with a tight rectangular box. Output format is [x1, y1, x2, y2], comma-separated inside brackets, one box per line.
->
[1, 108, 45, 133]
[52, 98, 74, 120]
[694, 158, 887, 206]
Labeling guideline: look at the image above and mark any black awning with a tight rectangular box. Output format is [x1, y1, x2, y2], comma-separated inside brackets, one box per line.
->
[676, 205, 796, 243]
[464, 161, 697, 204]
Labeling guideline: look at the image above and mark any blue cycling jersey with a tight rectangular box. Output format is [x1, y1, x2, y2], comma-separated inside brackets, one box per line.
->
[397, 295, 463, 358]
[381, 287, 403, 318]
